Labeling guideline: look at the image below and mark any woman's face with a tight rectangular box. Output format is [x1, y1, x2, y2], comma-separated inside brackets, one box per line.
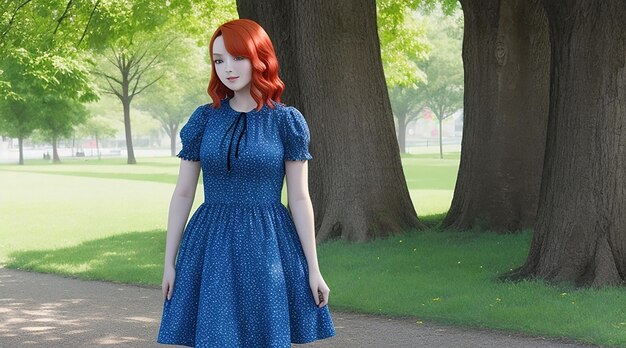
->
[212, 35, 252, 93]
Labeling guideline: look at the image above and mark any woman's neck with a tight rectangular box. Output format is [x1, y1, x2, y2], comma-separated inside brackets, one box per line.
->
[230, 90, 258, 112]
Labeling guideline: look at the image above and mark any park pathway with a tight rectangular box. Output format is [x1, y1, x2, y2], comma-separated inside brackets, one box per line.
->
[0, 267, 600, 347]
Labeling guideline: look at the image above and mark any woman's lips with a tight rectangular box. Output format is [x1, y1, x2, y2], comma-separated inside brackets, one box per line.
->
[227, 76, 239, 81]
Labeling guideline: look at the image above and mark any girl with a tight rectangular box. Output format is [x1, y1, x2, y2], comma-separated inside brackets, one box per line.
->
[157, 18, 336, 347]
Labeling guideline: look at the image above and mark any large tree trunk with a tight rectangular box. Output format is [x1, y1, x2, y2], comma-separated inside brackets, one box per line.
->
[443, 0, 550, 232]
[237, 0, 424, 242]
[502, 0, 626, 288]
[18, 136, 23, 165]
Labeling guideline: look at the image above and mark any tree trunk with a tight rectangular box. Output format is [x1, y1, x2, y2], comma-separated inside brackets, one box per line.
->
[443, 0, 550, 232]
[96, 132, 101, 160]
[237, 0, 424, 242]
[52, 136, 61, 163]
[438, 115, 443, 159]
[502, 0, 626, 288]
[169, 123, 178, 157]
[397, 113, 408, 154]
[122, 99, 136, 164]
[18, 136, 23, 165]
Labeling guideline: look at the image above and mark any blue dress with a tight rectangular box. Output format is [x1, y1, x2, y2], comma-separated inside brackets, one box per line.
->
[157, 97, 336, 347]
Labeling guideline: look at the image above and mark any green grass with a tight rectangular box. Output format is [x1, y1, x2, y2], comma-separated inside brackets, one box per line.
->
[1, 153, 624, 347]
[320, 228, 626, 346]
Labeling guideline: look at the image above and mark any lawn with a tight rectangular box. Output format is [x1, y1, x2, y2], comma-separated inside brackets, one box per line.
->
[1, 153, 624, 347]
[0, 154, 457, 262]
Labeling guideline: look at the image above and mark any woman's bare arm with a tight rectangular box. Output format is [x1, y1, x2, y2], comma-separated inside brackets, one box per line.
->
[162, 159, 200, 300]
[285, 159, 330, 307]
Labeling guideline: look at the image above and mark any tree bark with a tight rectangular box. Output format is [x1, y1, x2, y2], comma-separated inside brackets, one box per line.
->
[502, 0, 626, 288]
[443, 0, 550, 232]
[237, 0, 424, 242]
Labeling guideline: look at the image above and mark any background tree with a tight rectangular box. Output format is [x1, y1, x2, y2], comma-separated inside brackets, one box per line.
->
[443, 0, 550, 232]
[502, 0, 626, 288]
[0, 46, 96, 164]
[93, 34, 172, 164]
[0, 97, 38, 165]
[389, 84, 426, 153]
[0, 0, 230, 164]
[38, 97, 89, 162]
[74, 115, 116, 160]
[136, 37, 211, 157]
[419, 10, 463, 159]
[385, 9, 430, 154]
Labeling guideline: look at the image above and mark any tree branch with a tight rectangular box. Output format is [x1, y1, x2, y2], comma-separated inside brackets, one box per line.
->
[53, 0, 73, 35]
[102, 77, 122, 99]
[93, 71, 123, 86]
[131, 75, 163, 98]
[128, 42, 150, 68]
[103, 52, 120, 69]
[0, 0, 33, 42]
[77, 0, 100, 47]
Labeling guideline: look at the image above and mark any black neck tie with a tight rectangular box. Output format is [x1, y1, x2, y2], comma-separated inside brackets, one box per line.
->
[223, 112, 247, 172]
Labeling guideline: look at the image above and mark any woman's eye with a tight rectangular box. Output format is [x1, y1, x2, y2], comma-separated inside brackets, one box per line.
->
[214, 59, 222, 64]
[235, 56, 245, 60]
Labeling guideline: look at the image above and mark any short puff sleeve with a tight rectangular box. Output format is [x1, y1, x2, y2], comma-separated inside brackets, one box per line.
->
[176, 105, 208, 161]
[281, 106, 313, 161]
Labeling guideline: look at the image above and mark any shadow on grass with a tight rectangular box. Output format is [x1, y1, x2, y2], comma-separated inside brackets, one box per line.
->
[4, 230, 166, 287]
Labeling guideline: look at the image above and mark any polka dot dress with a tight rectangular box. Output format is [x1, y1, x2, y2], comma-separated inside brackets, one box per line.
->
[157, 97, 336, 347]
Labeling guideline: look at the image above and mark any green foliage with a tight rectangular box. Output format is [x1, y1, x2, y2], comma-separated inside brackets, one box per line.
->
[376, 0, 459, 88]
[0, 45, 96, 143]
[75, 115, 117, 140]
[388, 4, 463, 140]
[418, 9, 464, 120]
[377, 0, 429, 88]
[39, 96, 89, 143]
[135, 36, 211, 141]
[0, 0, 236, 164]
[0, 0, 229, 51]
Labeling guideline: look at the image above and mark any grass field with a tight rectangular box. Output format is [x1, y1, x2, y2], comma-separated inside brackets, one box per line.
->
[1, 153, 625, 347]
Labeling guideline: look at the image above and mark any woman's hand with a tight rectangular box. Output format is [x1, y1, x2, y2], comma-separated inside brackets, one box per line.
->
[162, 264, 176, 301]
[308, 270, 330, 308]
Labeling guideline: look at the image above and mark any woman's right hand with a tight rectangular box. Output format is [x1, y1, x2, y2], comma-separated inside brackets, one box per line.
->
[162, 264, 176, 301]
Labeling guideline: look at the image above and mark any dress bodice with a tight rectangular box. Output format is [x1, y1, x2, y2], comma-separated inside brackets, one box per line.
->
[176, 98, 313, 206]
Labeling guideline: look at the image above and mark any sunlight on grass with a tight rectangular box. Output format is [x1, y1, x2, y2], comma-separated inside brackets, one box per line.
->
[0, 169, 202, 263]
[410, 189, 452, 215]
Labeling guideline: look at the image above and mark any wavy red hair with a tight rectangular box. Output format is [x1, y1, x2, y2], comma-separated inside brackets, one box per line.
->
[207, 19, 285, 111]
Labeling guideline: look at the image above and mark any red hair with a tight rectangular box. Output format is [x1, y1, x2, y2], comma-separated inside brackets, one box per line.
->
[207, 19, 285, 111]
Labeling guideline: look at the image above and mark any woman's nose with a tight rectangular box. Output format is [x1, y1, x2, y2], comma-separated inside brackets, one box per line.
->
[224, 58, 234, 72]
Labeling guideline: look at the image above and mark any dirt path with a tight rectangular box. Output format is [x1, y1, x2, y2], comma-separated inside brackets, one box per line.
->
[0, 267, 601, 347]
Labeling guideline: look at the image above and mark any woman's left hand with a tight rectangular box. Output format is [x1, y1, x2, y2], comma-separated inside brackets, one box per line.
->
[308, 270, 330, 308]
